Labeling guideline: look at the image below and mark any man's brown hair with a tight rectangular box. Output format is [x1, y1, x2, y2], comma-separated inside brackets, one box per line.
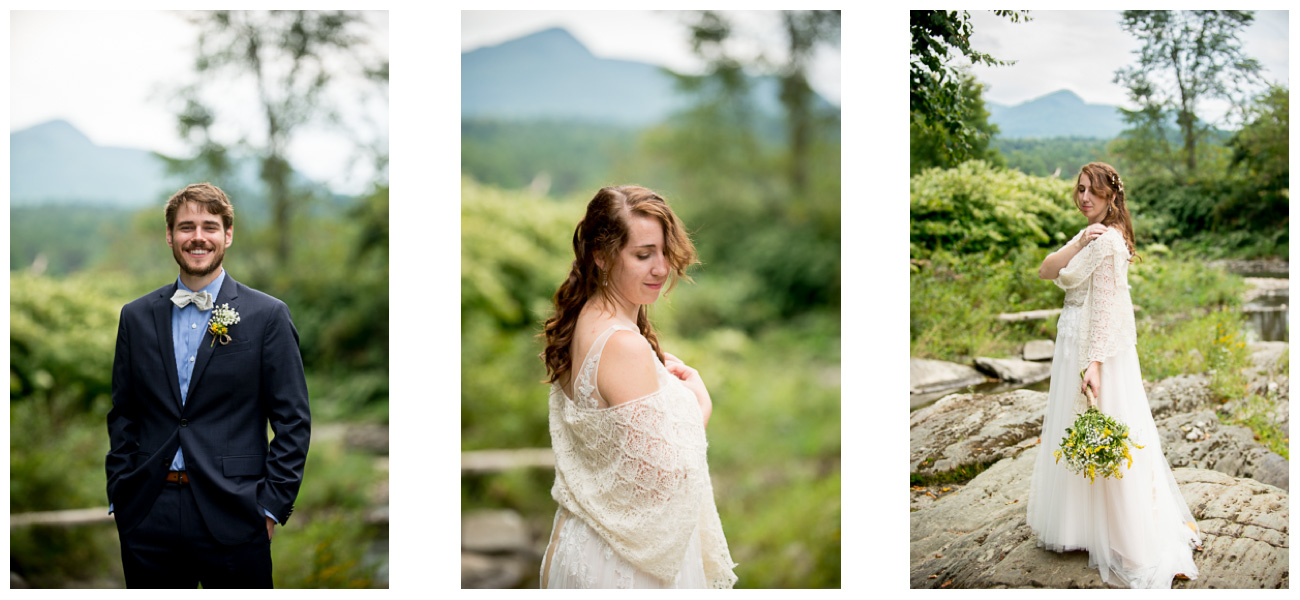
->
[165, 183, 234, 230]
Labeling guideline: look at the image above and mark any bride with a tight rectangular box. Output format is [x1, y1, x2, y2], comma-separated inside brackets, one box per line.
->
[1028, 162, 1201, 588]
[538, 185, 738, 588]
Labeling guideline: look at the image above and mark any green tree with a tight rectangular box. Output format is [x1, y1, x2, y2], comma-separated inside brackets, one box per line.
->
[168, 10, 388, 271]
[1228, 85, 1288, 186]
[680, 10, 840, 194]
[910, 10, 1028, 163]
[1113, 10, 1263, 181]
[1220, 85, 1289, 230]
[910, 69, 1002, 175]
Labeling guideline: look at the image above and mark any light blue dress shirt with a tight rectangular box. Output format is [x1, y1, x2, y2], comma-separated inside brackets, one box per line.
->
[170, 270, 226, 471]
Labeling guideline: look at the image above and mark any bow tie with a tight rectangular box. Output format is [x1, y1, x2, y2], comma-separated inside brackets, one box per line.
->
[171, 289, 215, 311]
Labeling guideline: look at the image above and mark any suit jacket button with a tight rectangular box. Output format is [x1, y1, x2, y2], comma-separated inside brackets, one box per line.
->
[180, 419, 189, 427]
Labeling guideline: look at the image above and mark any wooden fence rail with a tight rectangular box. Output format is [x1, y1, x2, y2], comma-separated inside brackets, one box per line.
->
[461, 448, 554, 473]
[10, 507, 112, 528]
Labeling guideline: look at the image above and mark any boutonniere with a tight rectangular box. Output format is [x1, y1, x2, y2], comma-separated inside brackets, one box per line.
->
[207, 304, 241, 347]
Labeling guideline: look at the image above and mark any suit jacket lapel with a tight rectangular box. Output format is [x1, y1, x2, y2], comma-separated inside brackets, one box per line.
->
[154, 285, 184, 415]
[185, 277, 241, 403]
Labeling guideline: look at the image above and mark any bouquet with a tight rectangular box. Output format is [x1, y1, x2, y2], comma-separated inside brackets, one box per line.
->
[1053, 374, 1144, 483]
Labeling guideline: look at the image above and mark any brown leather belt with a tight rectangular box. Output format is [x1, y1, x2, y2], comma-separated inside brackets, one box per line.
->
[165, 471, 190, 485]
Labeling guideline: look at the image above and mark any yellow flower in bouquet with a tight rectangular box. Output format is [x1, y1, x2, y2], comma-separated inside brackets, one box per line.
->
[1052, 372, 1145, 483]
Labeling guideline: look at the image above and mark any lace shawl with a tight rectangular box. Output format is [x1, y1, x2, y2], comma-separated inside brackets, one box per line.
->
[548, 328, 738, 588]
[1053, 228, 1137, 371]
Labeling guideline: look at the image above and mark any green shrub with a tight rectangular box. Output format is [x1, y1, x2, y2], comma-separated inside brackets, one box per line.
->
[911, 160, 1076, 257]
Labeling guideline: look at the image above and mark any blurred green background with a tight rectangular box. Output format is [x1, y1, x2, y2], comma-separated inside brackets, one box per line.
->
[10, 11, 389, 588]
[460, 11, 842, 589]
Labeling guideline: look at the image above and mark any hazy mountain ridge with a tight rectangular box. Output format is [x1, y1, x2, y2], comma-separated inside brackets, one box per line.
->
[987, 90, 1126, 140]
[462, 27, 827, 125]
[10, 119, 176, 207]
[10, 120, 341, 209]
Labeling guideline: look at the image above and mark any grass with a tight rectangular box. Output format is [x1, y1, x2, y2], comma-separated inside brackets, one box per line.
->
[1222, 392, 1290, 459]
[909, 461, 998, 487]
[912, 245, 1247, 364]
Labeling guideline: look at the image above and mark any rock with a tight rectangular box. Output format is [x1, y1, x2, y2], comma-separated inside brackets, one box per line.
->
[1022, 340, 1055, 362]
[1158, 410, 1289, 491]
[345, 423, 390, 454]
[1146, 374, 1215, 420]
[461, 551, 531, 589]
[911, 358, 987, 395]
[974, 357, 1052, 384]
[910, 390, 1047, 476]
[1208, 258, 1288, 276]
[462, 509, 532, 554]
[1173, 469, 1290, 588]
[1247, 342, 1287, 373]
[910, 446, 1290, 588]
[1241, 277, 1290, 303]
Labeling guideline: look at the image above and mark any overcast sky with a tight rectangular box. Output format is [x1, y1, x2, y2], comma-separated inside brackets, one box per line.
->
[461, 10, 842, 106]
[963, 10, 1288, 126]
[9, 10, 389, 195]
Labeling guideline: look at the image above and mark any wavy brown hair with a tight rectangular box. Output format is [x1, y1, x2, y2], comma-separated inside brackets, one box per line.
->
[541, 186, 697, 385]
[1074, 162, 1139, 262]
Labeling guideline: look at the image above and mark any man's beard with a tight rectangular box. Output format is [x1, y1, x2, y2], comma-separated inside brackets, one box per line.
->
[172, 242, 225, 278]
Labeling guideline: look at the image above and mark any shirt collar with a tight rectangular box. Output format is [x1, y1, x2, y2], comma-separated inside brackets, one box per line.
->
[176, 269, 227, 300]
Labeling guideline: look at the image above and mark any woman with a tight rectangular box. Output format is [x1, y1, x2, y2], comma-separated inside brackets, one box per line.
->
[538, 185, 738, 589]
[1028, 162, 1201, 588]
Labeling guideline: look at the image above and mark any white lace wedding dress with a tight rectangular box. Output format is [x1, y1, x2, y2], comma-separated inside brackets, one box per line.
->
[1027, 228, 1201, 589]
[541, 324, 737, 589]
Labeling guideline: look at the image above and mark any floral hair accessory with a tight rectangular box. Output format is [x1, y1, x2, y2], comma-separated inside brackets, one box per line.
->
[207, 303, 240, 347]
[1110, 173, 1124, 193]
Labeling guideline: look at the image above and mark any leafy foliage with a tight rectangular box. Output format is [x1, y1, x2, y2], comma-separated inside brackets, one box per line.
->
[910, 10, 1028, 162]
[911, 160, 1076, 257]
[910, 70, 1003, 175]
[1221, 85, 1289, 231]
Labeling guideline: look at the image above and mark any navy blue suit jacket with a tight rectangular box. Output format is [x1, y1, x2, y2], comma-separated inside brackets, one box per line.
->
[106, 276, 310, 545]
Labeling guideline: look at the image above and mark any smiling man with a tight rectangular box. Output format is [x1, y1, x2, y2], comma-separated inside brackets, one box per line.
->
[106, 182, 310, 588]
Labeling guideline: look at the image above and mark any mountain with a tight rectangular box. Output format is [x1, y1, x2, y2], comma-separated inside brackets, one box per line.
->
[9, 119, 177, 206]
[461, 27, 825, 125]
[10, 120, 338, 210]
[987, 90, 1126, 140]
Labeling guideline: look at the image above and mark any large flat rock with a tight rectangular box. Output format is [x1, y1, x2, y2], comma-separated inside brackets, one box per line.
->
[1146, 374, 1215, 420]
[910, 446, 1289, 588]
[1158, 410, 1289, 491]
[1022, 340, 1055, 362]
[910, 390, 1047, 476]
[1248, 341, 1288, 371]
[974, 357, 1052, 384]
[911, 357, 987, 395]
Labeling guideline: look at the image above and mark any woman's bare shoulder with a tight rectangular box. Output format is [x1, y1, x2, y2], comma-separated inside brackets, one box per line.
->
[597, 330, 659, 405]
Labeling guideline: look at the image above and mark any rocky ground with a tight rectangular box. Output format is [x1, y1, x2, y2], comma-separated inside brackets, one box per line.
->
[910, 448, 1289, 588]
[910, 344, 1289, 588]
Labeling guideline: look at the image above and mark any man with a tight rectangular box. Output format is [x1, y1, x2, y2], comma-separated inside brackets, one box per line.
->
[106, 183, 310, 588]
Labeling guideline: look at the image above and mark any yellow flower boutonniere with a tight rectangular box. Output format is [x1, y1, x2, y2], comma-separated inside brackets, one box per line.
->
[207, 304, 241, 347]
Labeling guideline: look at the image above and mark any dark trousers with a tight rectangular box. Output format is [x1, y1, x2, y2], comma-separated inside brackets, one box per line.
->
[118, 482, 272, 589]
